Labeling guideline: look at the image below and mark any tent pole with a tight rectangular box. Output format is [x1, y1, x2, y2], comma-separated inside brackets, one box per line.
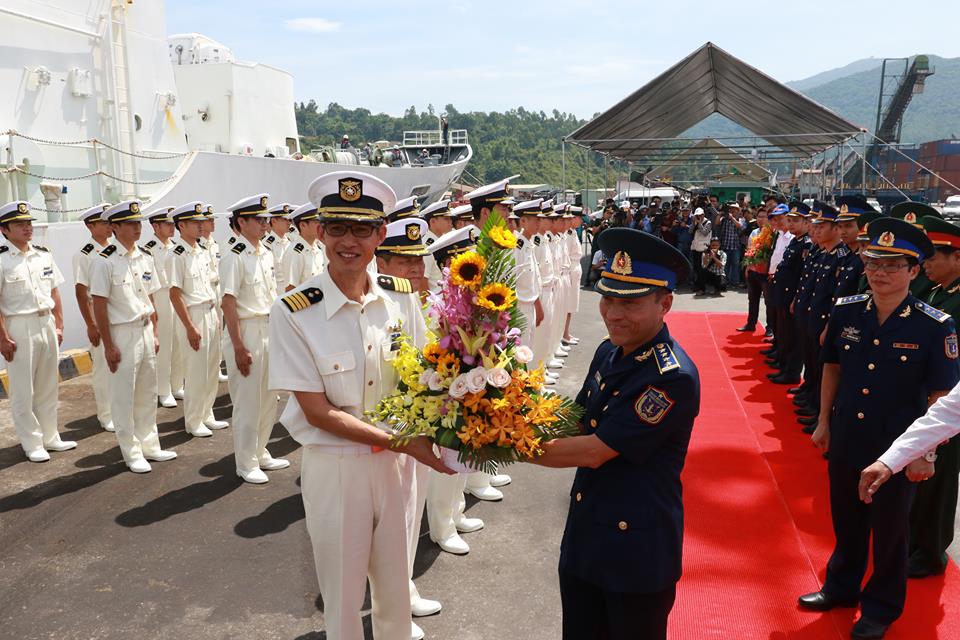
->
[561, 139, 566, 197]
[861, 132, 867, 195]
[839, 143, 845, 198]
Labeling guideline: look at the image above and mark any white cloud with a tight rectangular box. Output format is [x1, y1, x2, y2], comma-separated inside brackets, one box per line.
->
[285, 17, 341, 33]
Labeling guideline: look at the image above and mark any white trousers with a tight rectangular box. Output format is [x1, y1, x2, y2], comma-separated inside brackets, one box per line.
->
[552, 275, 568, 352]
[532, 284, 555, 369]
[89, 340, 112, 428]
[224, 317, 276, 472]
[568, 266, 582, 314]
[154, 288, 183, 397]
[176, 303, 220, 432]
[108, 320, 162, 462]
[398, 454, 429, 604]
[302, 447, 411, 640]
[517, 300, 536, 351]
[5, 314, 60, 454]
[465, 470, 494, 491]
[426, 470, 467, 541]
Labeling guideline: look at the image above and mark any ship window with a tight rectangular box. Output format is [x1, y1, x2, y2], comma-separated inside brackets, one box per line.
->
[134, 114, 142, 131]
[410, 185, 430, 197]
[285, 137, 298, 154]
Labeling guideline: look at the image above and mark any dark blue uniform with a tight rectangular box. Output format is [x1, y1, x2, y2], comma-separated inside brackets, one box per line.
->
[820, 293, 959, 625]
[770, 233, 811, 376]
[833, 249, 864, 300]
[559, 324, 700, 639]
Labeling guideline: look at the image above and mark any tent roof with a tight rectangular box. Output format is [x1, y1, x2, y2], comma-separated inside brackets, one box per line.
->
[647, 138, 771, 179]
[567, 43, 862, 160]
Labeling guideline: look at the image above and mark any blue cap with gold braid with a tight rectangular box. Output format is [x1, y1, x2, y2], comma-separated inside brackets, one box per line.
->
[863, 217, 934, 261]
[596, 228, 690, 298]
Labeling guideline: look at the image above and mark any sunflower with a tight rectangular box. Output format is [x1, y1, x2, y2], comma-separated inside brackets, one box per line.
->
[476, 283, 516, 313]
[488, 225, 517, 249]
[436, 352, 461, 377]
[423, 342, 445, 364]
[449, 252, 486, 288]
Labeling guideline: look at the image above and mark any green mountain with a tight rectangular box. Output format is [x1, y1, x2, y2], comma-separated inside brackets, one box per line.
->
[786, 58, 884, 92]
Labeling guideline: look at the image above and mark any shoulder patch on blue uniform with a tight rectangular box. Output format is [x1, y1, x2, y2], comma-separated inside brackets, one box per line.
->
[835, 294, 870, 306]
[653, 343, 680, 374]
[173, 244, 186, 255]
[946, 333, 958, 359]
[231, 242, 246, 255]
[293, 243, 305, 254]
[915, 301, 950, 323]
[634, 386, 675, 425]
[377, 274, 413, 293]
[81, 243, 95, 255]
[280, 287, 323, 313]
[99, 244, 117, 257]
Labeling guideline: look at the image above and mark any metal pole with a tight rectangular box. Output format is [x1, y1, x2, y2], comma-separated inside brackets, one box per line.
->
[6, 131, 18, 201]
[861, 131, 867, 195]
[561, 139, 566, 197]
[839, 143, 845, 197]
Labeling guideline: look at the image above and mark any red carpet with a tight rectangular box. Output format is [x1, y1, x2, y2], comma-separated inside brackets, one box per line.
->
[667, 312, 960, 639]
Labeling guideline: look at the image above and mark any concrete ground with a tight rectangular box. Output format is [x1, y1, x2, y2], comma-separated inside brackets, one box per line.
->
[1, 288, 956, 639]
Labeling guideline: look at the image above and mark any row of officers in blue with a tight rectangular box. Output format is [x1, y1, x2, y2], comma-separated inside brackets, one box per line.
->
[751, 195, 960, 639]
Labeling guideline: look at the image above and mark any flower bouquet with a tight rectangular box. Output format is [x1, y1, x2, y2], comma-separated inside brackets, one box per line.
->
[743, 225, 774, 269]
[371, 213, 583, 473]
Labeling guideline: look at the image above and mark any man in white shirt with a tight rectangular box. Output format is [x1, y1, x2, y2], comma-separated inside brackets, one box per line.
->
[145, 208, 184, 408]
[280, 204, 325, 291]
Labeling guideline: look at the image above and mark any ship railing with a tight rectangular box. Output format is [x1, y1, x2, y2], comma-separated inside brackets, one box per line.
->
[402, 130, 468, 147]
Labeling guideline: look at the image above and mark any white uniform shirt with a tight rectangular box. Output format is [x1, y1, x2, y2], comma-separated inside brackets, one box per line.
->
[878, 381, 960, 473]
[422, 231, 443, 288]
[535, 234, 557, 288]
[204, 237, 221, 289]
[73, 238, 111, 290]
[0, 243, 64, 316]
[281, 239, 326, 290]
[269, 270, 428, 447]
[769, 230, 794, 274]
[169, 240, 217, 306]
[513, 232, 541, 304]
[218, 239, 276, 319]
[265, 233, 292, 292]
[553, 231, 571, 276]
[89, 243, 159, 325]
[143, 238, 176, 290]
[566, 229, 584, 273]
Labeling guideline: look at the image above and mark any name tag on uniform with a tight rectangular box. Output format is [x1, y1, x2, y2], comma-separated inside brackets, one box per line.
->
[840, 326, 861, 342]
[142, 271, 152, 281]
[893, 342, 919, 350]
[42, 267, 54, 277]
[387, 320, 403, 351]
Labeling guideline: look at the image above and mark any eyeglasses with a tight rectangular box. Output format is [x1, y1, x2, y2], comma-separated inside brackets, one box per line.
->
[863, 261, 910, 273]
[322, 222, 382, 238]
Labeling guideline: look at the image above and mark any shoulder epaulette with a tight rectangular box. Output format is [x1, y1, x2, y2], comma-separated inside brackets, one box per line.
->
[517, 237, 525, 249]
[81, 243, 95, 255]
[227, 236, 236, 245]
[138, 244, 152, 255]
[425, 237, 435, 246]
[653, 342, 681, 375]
[198, 239, 207, 250]
[915, 301, 951, 323]
[835, 293, 870, 306]
[231, 242, 246, 255]
[293, 242, 305, 254]
[173, 244, 186, 255]
[34, 244, 49, 252]
[280, 287, 323, 313]
[264, 235, 276, 245]
[99, 244, 117, 258]
[144, 240, 157, 249]
[534, 236, 541, 246]
[0, 245, 8, 254]
[377, 274, 414, 293]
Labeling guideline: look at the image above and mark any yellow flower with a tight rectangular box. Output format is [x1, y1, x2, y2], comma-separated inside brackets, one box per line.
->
[436, 352, 461, 378]
[488, 225, 517, 249]
[449, 252, 486, 288]
[476, 283, 516, 313]
[423, 342, 445, 364]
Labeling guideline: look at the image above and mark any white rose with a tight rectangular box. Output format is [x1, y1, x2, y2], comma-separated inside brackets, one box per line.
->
[514, 345, 534, 364]
[419, 370, 434, 386]
[428, 371, 445, 392]
[486, 367, 512, 388]
[465, 367, 488, 393]
[449, 375, 470, 399]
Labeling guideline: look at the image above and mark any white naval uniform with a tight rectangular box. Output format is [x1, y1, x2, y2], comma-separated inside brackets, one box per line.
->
[549, 231, 570, 352]
[565, 228, 583, 314]
[513, 232, 541, 349]
[532, 233, 557, 369]
[219, 239, 278, 474]
[73, 238, 113, 430]
[146, 238, 184, 398]
[169, 240, 220, 434]
[205, 236, 226, 367]
[0, 243, 64, 455]
[89, 243, 163, 463]
[269, 270, 427, 640]
[422, 231, 443, 287]
[878, 381, 960, 473]
[264, 232, 292, 293]
[280, 238, 325, 290]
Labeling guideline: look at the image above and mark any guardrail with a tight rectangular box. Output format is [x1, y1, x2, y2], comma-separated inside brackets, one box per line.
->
[402, 129, 468, 147]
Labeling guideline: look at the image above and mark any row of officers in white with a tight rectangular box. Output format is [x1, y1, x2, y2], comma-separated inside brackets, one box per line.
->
[0, 171, 584, 639]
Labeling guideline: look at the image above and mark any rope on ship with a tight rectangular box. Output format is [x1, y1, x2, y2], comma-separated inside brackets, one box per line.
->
[4, 130, 190, 160]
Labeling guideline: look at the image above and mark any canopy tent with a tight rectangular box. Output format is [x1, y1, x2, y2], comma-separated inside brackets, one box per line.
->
[566, 43, 863, 161]
[646, 138, 772, 180]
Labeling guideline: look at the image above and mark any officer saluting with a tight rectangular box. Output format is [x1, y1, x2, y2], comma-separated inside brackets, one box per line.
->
[802, 217, 960, 640]
[0, 201, 74, 462]
[532, 228, 699, 639]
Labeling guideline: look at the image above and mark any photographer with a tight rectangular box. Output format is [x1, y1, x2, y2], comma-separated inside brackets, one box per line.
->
[715, 202, 745, 287]
[690, 208, 712, 288]
[697, 238, 726, 296]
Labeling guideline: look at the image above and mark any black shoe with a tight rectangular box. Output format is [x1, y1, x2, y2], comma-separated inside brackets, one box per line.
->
[798, 591, 858, 612]
[801, 423, 817, 434]
[760, 347, 776, 356]
[764, 330, 774, 338]
[907, 559, 947, 579]
[795, 406, 817, 417]
[788, 386, 805, 395]
[737, 325, 756, 332]
[762, 336, 775, 343]
[798, 415, 819, 426]
[851, 617, 889, 639]
[764, 358, 781, 367]
[793, 394, 810, 406]
[766, 372, 783, 380]
[771, 374, 801, 385]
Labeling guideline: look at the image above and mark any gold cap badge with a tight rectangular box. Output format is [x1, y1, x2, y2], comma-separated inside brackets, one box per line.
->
[17, 202, 28, 214]
[905, 212, 917, 223]
[406, 224, 421, 241]
[612, 251, 633, 275]
[130, 202, 141, 214]
[878, 231, 895, 247]
[339, 179, 362, 202]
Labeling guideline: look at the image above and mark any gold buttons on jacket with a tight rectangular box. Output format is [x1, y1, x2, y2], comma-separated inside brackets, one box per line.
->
[333, 363, 340, 370]
[901, 355, 908, 362]
[857, 412, 865, 419]
[868, 363, 875, 370]
[862, 388, 870, 395]
[873, 339, 880, 346]
[612, 390, 620, 396]
[618, 521, 628, 531]
[575, 493, 582, 502]
[844, 345, 850, 351]
[600, 383, 606, 391]
[590, 419, 598, 428]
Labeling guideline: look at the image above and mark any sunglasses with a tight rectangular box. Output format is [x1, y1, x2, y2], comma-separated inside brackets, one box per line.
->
[322, 222, 382, 238]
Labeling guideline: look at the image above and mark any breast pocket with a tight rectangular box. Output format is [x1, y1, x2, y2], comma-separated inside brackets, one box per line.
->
[316, 351, 361, 408]
[3, 270, 28, 295]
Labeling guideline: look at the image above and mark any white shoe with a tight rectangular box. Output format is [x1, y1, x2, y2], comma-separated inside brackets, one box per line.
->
[455, 515, 485, 533]
[562, 338, 580, 346]
[127, 458, 152, 473]
[411, 621, 425, 640]
[432, 533, 469, 555]
[489, 474, 511, 487]
[102, 421, 115, 433]
[172, 388, 185, 400]
[26, 449, 50, 463]
[46, 439, 77, 452]
[237, 468, 269, 484]
[411, 596, 442, 617]
[144, 449, 178, 462]
[465, 485, 503, 501]
[555, 348, 570, 357]
[218, 372, 229, 383]
[543, 378, 557, 386]
[545, 371, 560, 380]
[547, 359, 564, 369]
[187, 425, 213, 438]
[203, 419, 229, 430]
[259, 456, 290, 471]
[158, 394, 177, 408]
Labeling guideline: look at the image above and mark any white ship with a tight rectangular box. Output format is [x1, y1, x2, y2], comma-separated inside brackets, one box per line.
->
[0, 0, 472, 352]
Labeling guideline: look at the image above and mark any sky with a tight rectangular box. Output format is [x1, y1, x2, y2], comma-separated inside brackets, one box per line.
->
[164, 0, 960, 119]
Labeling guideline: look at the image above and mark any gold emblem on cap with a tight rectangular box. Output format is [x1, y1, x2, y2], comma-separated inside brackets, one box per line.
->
[840, 204, 848, 214]
[406, 224, 421, 241]
[259, 196, 268, 209]
[194, 203, 203, 213]
[130, 202, 141, 214]
[878, 231, 896, 247]
[17, 202, 28, 214]
[283, 205, 291, 213]
[612, 251, 633, 276]
[905, 212, 917, 223]
[339, 179, 362, 202]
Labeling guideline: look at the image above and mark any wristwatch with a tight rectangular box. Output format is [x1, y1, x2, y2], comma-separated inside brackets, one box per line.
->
[924, 451, 938, 463]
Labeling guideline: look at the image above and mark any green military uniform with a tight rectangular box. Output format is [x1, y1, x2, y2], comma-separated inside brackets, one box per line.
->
[907, 215, 960, 576]
[891, 202, 941, 300]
